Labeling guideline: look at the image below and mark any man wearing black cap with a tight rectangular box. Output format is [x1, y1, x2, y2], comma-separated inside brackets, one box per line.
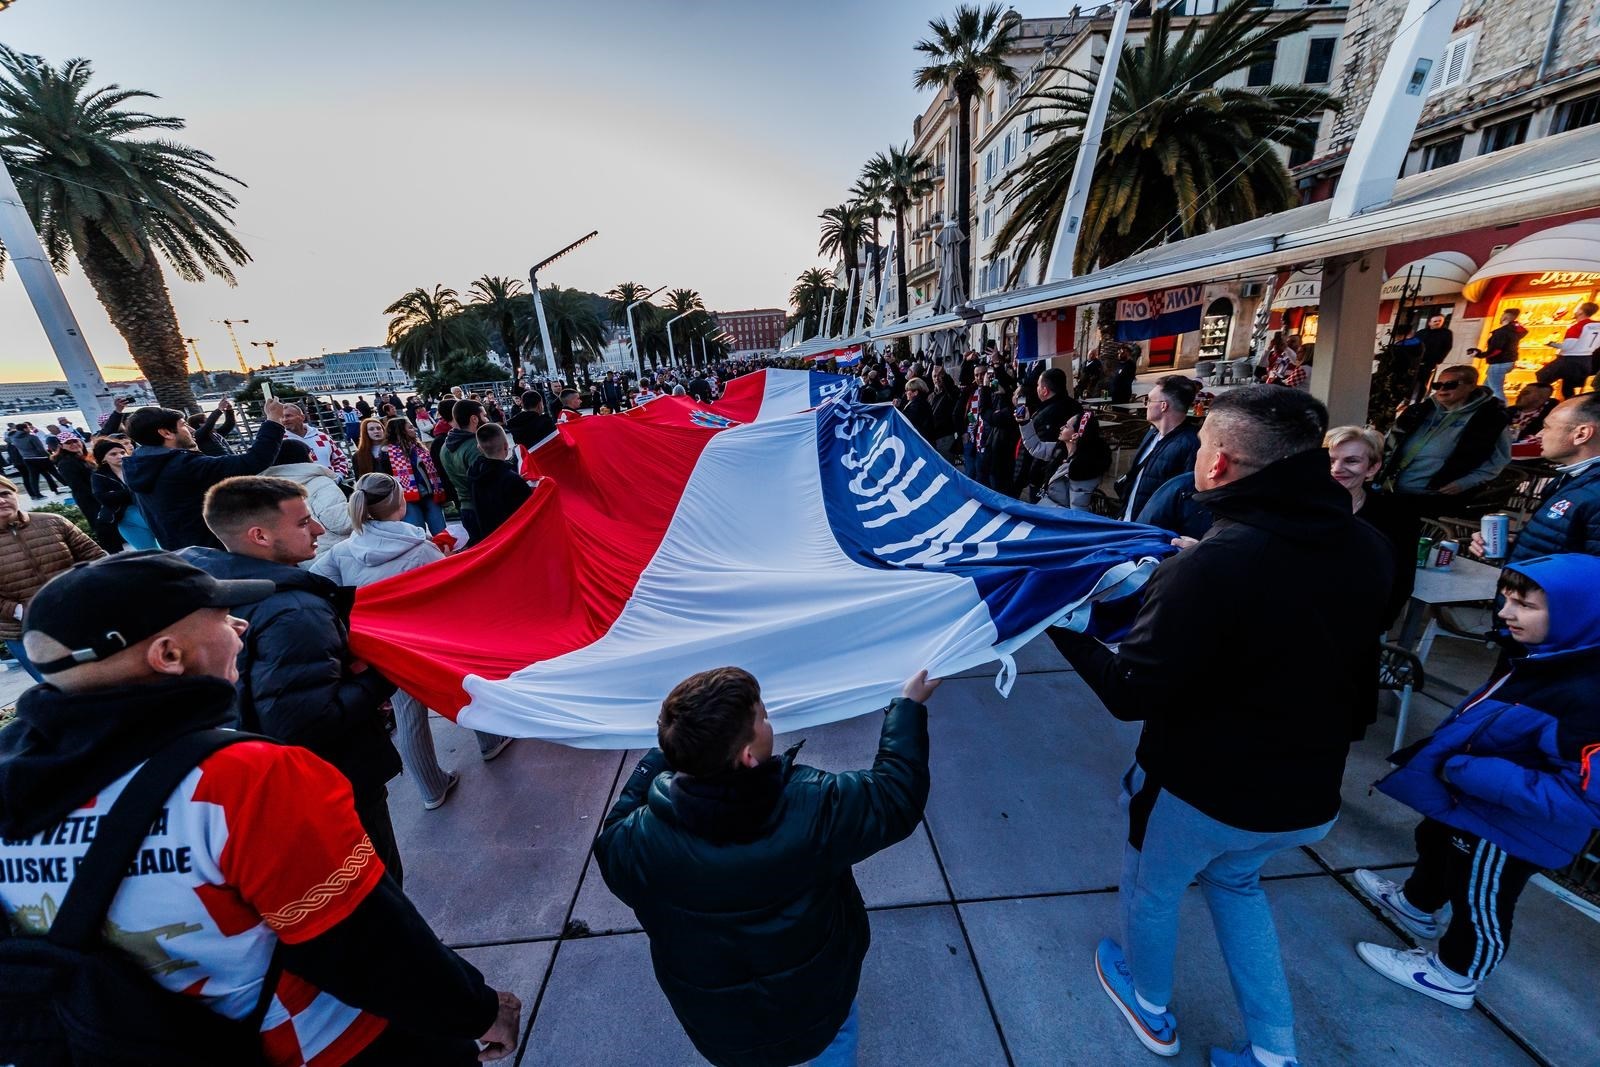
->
[178, 475, 404, 883]
[0, 553, 521, 1065]
[1016, 366, 1082, 501]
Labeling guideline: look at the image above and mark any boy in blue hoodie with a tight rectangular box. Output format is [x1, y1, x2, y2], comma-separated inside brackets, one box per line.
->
[1352, 553, 1600, 1008]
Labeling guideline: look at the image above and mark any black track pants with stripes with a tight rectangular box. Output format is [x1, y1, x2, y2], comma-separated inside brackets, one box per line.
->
[1401, 818, 1539, 982]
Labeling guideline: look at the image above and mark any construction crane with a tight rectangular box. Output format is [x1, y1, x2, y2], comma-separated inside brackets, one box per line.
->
[213, 319, 251, 373]
[182, 337, 208, 375]
[250, 340, 281, 366]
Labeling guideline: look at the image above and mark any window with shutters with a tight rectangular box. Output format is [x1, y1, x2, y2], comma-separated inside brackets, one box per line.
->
[1023, 112, 1037, 148]
[1427, 33, 1476, 95]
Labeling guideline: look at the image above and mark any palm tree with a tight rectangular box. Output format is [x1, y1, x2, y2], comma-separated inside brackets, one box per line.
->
[664, 287, 704, 316]
[0, 48, 249, 411]
[467, 274, 527, 383]
[850, 172, 889, 295]
[913, 3, 1022, 295]
[817, 202, 870, 285]
[537, 286, 605, 384]
[866, 145, 934, 321]
[384, 284, 481, 377]
[995, 0, 1336, 280]
[789, 268, 840, 338]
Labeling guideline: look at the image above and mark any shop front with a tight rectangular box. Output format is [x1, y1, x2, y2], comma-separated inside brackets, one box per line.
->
[1461, 219, 1600, 397]
[1377, 251, 1476, 340]
[1269, 270, 1321, 351]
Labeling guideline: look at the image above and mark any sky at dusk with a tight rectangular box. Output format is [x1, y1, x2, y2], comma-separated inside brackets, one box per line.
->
[0, 0, 1065, 382]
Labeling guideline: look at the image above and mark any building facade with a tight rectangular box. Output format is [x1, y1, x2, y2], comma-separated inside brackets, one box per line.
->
[1298, 0, 1600, 199]
[291, 347, 410, 392]
[713, 308, 786, 357]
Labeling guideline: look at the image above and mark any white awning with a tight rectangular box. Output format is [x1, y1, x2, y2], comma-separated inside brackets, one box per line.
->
[1379, 251, 1478, 300]
[1461, 219, 1600, 302]
[1270, 271, 1321, 309]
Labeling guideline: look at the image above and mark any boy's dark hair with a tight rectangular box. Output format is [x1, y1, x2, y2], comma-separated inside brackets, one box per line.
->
[203, 476, 307, 541]
[453, 400, 484, 429]
[437, 398, 457, 423]
[521, 390, 544, 412]
[126, 407, 183, 447]
[1040, 367, 1068, 396]
[559, 388, 579, 402]
[1498, 568, 1544, 599]
[274, 438, 315, 465]
[91, 438, 125, 465]
[475, 422, 508, 456]
[658, 667, 761, 777]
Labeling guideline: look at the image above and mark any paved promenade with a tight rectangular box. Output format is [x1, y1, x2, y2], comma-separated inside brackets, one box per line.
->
[380, 635, 1598, 1067]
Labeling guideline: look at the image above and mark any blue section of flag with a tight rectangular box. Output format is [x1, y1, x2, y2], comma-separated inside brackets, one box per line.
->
[809, 371, 856, 405]
[814, 402, 1176, 643]
[1017, 315, 1040, 363]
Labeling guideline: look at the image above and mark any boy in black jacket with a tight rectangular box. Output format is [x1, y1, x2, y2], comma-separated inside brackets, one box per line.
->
[593, 667, 938, 1067]
[467, 424, 532, 540]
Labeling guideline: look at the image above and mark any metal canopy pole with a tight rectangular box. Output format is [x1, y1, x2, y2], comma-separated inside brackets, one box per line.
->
[530, 230, 599, 380]
[1046, 0, 1132, 282]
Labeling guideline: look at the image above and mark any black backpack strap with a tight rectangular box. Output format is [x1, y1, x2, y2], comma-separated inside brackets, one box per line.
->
[49, 729, 268, 949]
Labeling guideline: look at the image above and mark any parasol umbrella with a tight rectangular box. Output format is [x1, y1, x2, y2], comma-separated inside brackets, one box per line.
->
[930, 220, 968, 378]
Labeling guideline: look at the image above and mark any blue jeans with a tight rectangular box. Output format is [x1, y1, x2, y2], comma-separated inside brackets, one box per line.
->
[1119, 764, 1333, 1059]
[5, 639, 43, 683]
[808, 1001, 858, 1066]
[1485, 361, 1512, 402]
[405, 498, 446, 535]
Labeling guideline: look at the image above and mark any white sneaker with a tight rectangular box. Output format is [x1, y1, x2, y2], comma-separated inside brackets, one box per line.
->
[1355, 943, 1476, 1009]
[1352, 869, 1439, 940]
[423, 771, 460, 811]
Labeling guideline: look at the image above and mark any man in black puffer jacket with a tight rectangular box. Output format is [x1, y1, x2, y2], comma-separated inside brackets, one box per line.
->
[1051, 386, 1392, 1067]
[179, 476, 402, 882]
[1016, 366, 1082, 499]
[593, 666, 938, 1067]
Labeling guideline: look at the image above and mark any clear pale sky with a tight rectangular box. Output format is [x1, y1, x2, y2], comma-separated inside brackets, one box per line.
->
[0, 0, 1060, 382]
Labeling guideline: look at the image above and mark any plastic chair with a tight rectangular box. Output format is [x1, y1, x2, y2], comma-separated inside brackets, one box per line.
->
[1378, 643, 1426, 750]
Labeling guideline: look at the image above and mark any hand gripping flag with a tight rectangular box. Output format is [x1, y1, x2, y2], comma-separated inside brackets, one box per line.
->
[350, 370, 1176, 747]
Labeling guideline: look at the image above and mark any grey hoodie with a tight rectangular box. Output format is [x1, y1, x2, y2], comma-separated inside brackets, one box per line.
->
[309, 518, 444, 587]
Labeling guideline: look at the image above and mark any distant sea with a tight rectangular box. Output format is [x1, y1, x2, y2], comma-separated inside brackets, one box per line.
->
[6, 389, 408, 433]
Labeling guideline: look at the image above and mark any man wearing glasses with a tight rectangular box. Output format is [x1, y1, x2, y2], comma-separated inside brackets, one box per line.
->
[1379, 365, 1510, 516]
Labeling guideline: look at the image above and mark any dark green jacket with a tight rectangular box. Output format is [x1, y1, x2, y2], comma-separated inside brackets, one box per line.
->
[592, 698, 930, 1067]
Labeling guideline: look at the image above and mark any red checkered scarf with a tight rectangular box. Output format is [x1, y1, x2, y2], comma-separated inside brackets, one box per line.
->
[386, 443, 439, 494]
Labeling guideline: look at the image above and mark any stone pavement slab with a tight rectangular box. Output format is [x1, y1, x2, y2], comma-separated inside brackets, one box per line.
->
[960, 876, 1537, 1067]
[525, 905, 1006, 1066]
[391, 721, 624, 944]
[454, 940, 556, 1066]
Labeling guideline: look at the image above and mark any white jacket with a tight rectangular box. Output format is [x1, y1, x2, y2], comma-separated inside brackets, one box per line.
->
[263, 462, 353, 558]
[309, 518, 444, 586]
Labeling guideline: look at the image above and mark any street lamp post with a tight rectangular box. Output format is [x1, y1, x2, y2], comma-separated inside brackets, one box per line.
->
[627, 285, 666, 378]
[665, 311, 692, 369]
[529, 231, 600, 381]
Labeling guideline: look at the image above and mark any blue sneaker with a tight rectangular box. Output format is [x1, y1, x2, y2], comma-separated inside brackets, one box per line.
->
[1094, 938, 1180, 1057]
[1210, 1042, 1299, 1067]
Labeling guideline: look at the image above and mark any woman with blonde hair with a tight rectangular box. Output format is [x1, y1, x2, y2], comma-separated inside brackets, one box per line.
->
[1325, 424, 1416, 624]
[311, 473, 511, 809]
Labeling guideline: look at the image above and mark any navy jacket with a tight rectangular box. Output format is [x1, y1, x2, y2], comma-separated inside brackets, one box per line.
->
[1378, 554, 1600, 867]
[123, 421, 286, 549]
[1509, 458, 1600, 563]
[1115, 424, 1201, 522]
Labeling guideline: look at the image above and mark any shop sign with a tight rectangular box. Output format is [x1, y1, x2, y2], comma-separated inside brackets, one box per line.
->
[1523, 271, 1600, 289]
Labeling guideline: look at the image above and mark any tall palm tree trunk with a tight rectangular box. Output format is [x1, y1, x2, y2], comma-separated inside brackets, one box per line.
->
[78, 230, 198, 412]
[955, 90, 973, 296]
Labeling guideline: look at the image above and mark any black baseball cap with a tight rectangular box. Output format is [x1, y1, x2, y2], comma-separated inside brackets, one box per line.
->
[24, 551, 274, 675]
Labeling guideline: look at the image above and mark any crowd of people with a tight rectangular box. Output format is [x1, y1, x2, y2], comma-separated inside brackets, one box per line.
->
[0, 336, 1597, 1067]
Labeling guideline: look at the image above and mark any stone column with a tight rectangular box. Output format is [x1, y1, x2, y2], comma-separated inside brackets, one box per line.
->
[1309, 251, 1385, 427]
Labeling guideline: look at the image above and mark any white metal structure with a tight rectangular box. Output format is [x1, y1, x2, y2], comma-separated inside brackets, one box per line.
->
[0, 156, 115, 426]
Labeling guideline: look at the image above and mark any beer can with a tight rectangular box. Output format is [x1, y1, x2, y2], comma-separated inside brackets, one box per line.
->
[1416, 536, 1433, 568]
[1481, 513, 1510, 561]
[1432, 539, 1458, 570]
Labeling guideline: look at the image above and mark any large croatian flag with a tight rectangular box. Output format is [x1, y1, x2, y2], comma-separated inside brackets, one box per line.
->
[350, 370, 1175, 747]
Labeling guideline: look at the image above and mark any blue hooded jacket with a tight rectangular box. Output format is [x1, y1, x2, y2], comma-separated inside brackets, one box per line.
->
[1377, 554, 1600, 867]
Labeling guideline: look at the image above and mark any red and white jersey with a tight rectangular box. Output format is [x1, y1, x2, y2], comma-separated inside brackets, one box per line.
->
[288, 428, 350, 478]
[0, 742, 387, 1067]
[557, 407, 584, 424]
